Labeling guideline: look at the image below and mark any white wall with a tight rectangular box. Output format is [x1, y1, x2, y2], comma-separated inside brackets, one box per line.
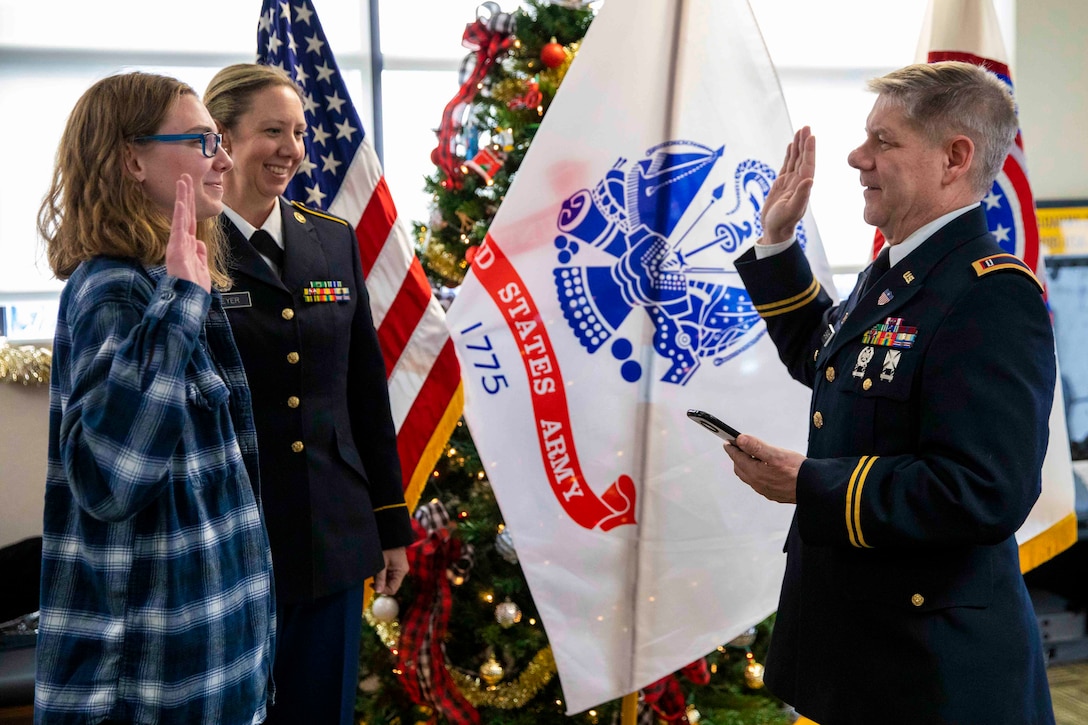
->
[1017, 0, 1088, 201]
[0, 382, 48, 547]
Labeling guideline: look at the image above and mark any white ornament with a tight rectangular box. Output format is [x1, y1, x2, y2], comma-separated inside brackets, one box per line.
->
[495, 528, 519, 565]
[495, 599, 523, 629]
[371, 594, 399, 623]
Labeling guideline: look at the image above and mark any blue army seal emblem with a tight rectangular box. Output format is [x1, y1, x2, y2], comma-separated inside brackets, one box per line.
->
[550, 139, 808, 386]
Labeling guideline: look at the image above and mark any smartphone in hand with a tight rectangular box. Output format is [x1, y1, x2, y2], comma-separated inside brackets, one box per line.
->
[686, 409, 741, 443]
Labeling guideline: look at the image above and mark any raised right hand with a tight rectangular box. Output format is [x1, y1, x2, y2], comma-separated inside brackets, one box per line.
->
[165, 174, 211, 293]
[760, 126, 816, 246]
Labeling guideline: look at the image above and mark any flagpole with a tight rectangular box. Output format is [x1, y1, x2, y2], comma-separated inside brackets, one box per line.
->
[622, 0, 690, 712]
[621, 692, 638, 724]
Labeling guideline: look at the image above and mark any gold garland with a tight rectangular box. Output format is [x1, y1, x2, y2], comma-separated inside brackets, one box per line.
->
[364, 604, 557, 710]
[422, 233, 469, 286]
[0, 340, 51, 386]
[447, 646, 556, 709]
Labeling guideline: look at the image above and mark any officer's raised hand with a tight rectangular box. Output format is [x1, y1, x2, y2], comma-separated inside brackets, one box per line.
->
[760, 126, 815, 246]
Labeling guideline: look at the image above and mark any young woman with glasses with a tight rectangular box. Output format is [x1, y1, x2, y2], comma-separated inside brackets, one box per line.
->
[35, 72, 276, 724]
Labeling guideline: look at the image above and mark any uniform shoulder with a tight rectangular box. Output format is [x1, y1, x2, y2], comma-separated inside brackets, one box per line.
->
[287, 200, 350, 228]
[969, 252, 1044, 294]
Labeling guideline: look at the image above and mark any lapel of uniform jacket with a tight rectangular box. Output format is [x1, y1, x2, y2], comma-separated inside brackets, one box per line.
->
[222, 214, 284, 290]
[823, 206, 991, 363]
[280, 200, 332, 292]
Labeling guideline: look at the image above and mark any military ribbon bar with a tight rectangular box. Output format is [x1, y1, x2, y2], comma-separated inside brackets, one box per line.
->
[303, 280, 351, 302]
[862, 317, 917, 349]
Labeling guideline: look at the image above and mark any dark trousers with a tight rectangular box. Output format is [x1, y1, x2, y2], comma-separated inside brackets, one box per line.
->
[264, 584, 364, 725]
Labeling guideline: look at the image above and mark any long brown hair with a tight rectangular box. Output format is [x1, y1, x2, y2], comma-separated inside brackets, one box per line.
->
[38, 72, 230, 288]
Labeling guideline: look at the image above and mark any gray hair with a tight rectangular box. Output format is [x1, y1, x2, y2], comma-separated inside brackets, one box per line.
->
[868, 61, 1017, 196]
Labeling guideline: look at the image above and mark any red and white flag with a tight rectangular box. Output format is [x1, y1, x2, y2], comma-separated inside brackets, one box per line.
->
[258, 0, 463, 510]
[917, 0, 1076, 569]
[446, 0, 833, 712]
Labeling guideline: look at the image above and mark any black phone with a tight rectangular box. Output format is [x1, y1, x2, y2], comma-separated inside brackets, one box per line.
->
[686, 409, 740, 443]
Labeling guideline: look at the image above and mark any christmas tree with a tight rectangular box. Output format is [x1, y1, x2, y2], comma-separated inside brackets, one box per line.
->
[357, 3, 792, 723]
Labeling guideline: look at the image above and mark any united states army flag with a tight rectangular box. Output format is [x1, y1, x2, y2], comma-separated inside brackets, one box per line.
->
[445, 0, 833, 713]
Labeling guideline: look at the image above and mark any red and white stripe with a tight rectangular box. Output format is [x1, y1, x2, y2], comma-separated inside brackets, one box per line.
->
[329, 139, 463, 510]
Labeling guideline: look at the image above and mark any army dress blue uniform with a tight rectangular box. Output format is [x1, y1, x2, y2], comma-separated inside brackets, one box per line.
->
[734, 206, 1056, 725]
[219, 199, 414, 724]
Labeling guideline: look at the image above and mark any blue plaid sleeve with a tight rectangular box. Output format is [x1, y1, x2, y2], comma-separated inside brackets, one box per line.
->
[37, 258, 275, 724]
[58, 262, 211, 520]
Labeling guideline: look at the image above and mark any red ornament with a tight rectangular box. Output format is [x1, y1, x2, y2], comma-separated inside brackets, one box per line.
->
[465, 246, 479, 265]
[540, 37, 566, 69]
[461, 146, 506, 186]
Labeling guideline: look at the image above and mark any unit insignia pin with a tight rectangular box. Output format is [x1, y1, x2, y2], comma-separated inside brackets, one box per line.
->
[880, 349, 901, 382]
[852, 345, 874, 379]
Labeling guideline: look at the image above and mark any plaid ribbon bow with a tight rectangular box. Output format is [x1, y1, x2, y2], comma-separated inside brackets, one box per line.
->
[395, 501, 480, 724]
[641, 658, 711, 723]
[430, 2, 517, 188]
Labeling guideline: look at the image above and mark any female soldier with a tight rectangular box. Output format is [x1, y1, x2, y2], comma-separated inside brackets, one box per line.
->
[204, 64, 412, 725]
[36, 72, 275, 724]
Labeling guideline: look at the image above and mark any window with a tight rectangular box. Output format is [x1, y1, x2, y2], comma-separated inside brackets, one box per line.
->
[0, 0, 1014, 337]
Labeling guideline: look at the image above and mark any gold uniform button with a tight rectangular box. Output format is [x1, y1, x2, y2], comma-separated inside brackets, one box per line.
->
[287, 352, 300, 364]
[291, 441, 305, 453]
[825, 367, 836, 383]
[863, 378, 873, 391]
[911, 593, 925, 607]
[813, 411, 824, 429]
[281, 308, 295, 320]
[287, 396, 300, 408]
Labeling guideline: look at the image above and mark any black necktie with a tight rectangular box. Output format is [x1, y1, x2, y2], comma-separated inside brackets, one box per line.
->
[249, 229, 284, 275]
[863, 248, 891, 295]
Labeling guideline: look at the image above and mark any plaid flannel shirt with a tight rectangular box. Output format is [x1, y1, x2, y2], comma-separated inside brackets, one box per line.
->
[36, 258, 276, 724]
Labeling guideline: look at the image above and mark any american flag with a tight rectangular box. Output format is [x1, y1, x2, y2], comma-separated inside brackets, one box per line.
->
[257, 0, 463, 510]
[913, 0, 1076, 572]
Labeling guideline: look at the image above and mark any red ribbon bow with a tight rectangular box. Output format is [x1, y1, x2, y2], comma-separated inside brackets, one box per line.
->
[430, 6, 516, 188]
[395, 515, 480, 723]
[641, 658, 711, 723]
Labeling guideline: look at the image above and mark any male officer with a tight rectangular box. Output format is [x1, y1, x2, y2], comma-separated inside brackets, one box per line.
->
[725, 62, 1056, 724]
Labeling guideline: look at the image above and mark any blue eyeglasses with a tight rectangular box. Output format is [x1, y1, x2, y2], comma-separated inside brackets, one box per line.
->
[133, 132, 223, 158]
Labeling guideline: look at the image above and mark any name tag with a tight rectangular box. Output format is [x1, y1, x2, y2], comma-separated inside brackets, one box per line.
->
[222, 291, 252, 309]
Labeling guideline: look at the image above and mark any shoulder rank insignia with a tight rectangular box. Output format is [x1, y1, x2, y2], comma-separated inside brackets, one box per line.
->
[971, 253, 1044, 292]
[289, 199, 350, 227]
